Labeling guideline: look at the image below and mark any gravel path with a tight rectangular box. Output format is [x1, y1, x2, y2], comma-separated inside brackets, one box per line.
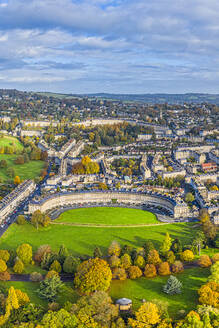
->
[51, 221, 170, 228]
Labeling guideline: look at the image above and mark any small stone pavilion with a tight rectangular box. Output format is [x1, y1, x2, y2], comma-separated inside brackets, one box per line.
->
[116, 298, 132, 311]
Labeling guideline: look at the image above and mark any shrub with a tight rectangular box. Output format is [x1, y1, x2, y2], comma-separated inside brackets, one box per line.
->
[197, 255, 212, 268]
[13, 259, 24, 274]
[180, 250, 194, 262]
[166, 251, 176, 265]
[30, 272, 43, 282]
[171, 261, 184, 274]
[0, 271, 11, 281]
[163, 275, 182, 295]
[158, 262, 171, 276]
[144, 264, 157, 278]
[112, 267, 127, 280]
[63, 256, 81, 274]
[128, 266, 142, 279]
[120, 253, 132, 269]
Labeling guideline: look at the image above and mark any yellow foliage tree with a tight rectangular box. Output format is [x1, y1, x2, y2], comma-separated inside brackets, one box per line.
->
[14, 175, 21, 185]
[129, 302, 160, 328]
[180, 250, 194, 262]
[198, 281, 219, 308]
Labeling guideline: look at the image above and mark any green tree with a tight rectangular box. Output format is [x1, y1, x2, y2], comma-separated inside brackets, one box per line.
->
[63, 256, 81, 274]
[41, 309, 78, 328]
[160, 233, 172, 256]
[37, 276, 63, 302]
[50, 260, 62, 273]
[93, 247, 102, 258]
[58, 244, 69, 264]
[163, 275, 182, 294]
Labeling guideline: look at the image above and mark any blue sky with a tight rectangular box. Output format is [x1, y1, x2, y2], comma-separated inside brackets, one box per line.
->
[0, 0, 219, 93]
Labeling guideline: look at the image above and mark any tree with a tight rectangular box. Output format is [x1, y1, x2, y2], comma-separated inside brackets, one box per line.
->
[163, 275, 182, 294]
[58, 244, 69, 264]
[108, 255, 121, 268]
[112, 267, 127, 280]
[15, 289, 30, 306]
[74, 258, 112, 295]
[203, 221, 217, 242]
[192, 231, 206, 256]
[180, 250, 194, 262]
[171, 261, 184, 274]
[147, 249, 161, 265]
[212, 253, 219, 263]
[171, 238, 182, 254]
[185, 192, 195, 203]
[37, 275, 63, 302]
[46, 270, 59, 279]
[129, 302, 160, 328]
[208, 261, 219, 283]
[198, 282, 219, 307]
[0, 159, 7, 168]
[158, 262, 171, 276]
[199, 209, 210, 224]
[166, 251, 176, 264]
[128, 266, 143, 279]
[41, 308, 78, 328]
[144, 264, 157, 278]
[34, 244, 51, 263]
[134, 255, 145, 269]
[143, 240, 155, 258]
[0, 259, 7, 273]
[16, 215, 26, 225]
[0, 250, 10, 263]
[197, 255, 212, 268]
[160, 233, 172, 256]
[50, 260, 62, 273]
[16, 243, 32, 264]
[14, 175, 21, 185]
[108, 240, 121, 257]
[181, 311, 204, 328]
[120, 253, 132, 269]
[63, 256, 81, 274]
[13, 259, 24, 274]
[0, 271, 10, 281]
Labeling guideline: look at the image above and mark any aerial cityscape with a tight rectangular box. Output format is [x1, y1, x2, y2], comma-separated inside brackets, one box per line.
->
[0, 1, 218, 328]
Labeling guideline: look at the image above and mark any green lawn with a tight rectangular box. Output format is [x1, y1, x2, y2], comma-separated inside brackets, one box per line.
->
[0, 219, 198, 257]
[0, 136, 23, 151]
[0, 154, 44, 182]
[110, 267, 210, 318]
[0, 281, 77, 308]
[57, 207, 158, 225]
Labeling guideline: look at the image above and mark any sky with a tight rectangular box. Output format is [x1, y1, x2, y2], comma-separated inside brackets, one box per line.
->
[0, 0, 219, 94]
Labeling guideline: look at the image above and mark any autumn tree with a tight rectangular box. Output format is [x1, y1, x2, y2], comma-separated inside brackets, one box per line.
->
[166, 251, 176, 264]
[129, 302, 160, 328]
[198, 208, 210, 224]
[208, 261, 219, 283]
[134, 255, 146, 269]
[16, 215, 26, 225]
[120, 253, 132, 269]
[144, 264, 157, 278]
[180, 250, 194, 262]
[13, 259, 24, 274]
[171, 261, 184, 274]
[0, 259, 7, 273]
[50, 260, 62, 273]
[158, 262, 171, 276]
[198, 281, 219, 307]
[0, 250, 10, 263]
[147, 249, 161, 265]
[197, 255, 212, 268]
[74, 258, 112, 295]
[108, 255, 121, 268]
[34, 244, 51, 263]
[14, 175, 21, 185]
[128, 266, 143, 279]
[112, 267, 127, 280]
[16, 243, 32, 264]
[108, 240, 121, 257]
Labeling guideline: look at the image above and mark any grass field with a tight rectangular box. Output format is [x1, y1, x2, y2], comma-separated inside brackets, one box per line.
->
[0, 154, 44, 182]
[0, 136, 23, 151]
[0, 281, 77, 308]
[0, 220, 198, 257]
[56, 207, 158, 225]
[110, 267, 210, 318]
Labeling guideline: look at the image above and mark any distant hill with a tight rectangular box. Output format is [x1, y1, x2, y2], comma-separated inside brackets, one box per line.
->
[37, 92, 219, 104]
